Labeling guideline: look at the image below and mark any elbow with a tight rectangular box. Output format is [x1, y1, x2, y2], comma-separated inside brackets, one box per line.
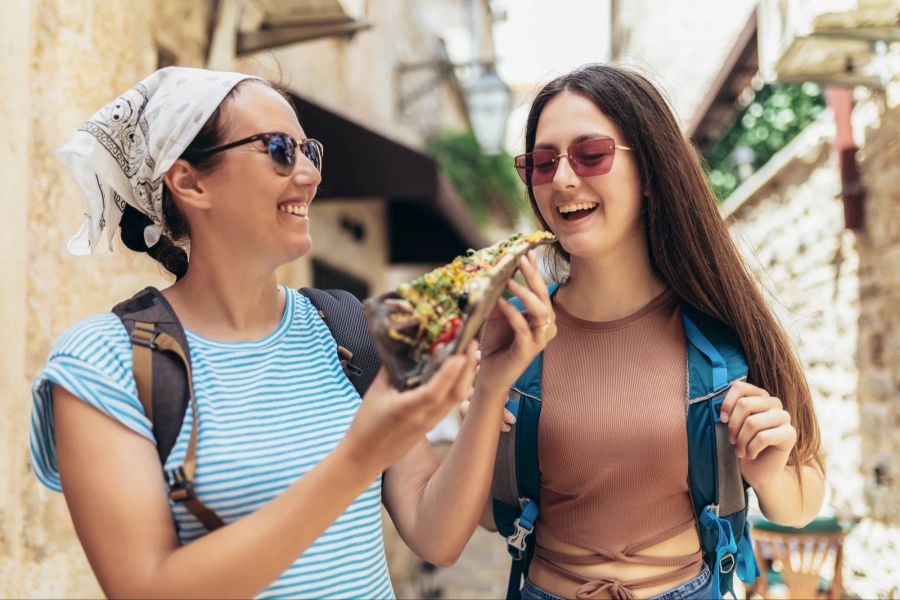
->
[420, 544, 465, 568]
[764, 504, 822, 529]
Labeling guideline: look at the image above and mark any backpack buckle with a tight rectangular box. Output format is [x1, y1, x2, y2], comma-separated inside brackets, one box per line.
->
[719, 552, 736, 574]
[506, 517, 534, 560]
[131, 326, 160, 350]
[166, 466, 197, 502]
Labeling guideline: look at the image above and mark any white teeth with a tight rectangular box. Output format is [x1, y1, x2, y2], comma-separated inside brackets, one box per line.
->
[558, 202, 598, 214]
[279, 204, 308, 216]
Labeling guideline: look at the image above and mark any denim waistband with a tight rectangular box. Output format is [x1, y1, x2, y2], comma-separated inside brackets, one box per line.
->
[521, 563, 712, 600]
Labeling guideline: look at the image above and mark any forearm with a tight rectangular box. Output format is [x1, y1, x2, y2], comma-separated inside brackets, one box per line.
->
[753, 462, 825, 528]
[134, 442, 380, 599]
[480, 490, 497, 531]
[408, 383, 506, 564]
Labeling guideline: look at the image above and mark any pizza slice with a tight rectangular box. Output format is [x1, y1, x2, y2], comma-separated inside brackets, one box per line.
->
[363, 231, 557, 389]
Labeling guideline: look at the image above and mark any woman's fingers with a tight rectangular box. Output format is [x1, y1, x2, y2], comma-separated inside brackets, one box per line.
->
[506, 278, 547, 323]
[719, 381, 770, 423]
[726, 395, 781, 444]
[458, 399, 470, 418]
[496, 297, 531, 341]
[501, 408, 516, 433]
[745, 422, 796, 460]
[519, 251, 550, 302]
[449, 341, 479, 405]
[733, 408, 790, 459]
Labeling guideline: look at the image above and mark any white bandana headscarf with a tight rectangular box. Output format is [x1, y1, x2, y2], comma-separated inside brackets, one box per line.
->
[56, 66, 260, 255]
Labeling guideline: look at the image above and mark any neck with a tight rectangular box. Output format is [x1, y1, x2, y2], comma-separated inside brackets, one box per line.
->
[556, 240, 667, 322]
[162, 246, 285, 342]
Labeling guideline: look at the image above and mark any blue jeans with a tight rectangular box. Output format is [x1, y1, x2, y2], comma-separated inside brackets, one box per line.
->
[521, 564, 713, 600]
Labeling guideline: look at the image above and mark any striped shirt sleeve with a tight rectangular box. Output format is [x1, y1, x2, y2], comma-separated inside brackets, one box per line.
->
[30, 313, 154, 492]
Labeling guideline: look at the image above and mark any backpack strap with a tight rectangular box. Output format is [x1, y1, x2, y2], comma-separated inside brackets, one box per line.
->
[299, 288, 380, 397]
[112, 288, 224, 532]
[492, 282, 559, 600]
[682, 306, 759, 597]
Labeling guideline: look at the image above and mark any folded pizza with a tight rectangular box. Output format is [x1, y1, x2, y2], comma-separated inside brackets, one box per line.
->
[363, 231, 557, 389]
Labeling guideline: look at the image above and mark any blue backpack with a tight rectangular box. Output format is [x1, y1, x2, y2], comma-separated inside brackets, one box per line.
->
[492, 284, 760, 599]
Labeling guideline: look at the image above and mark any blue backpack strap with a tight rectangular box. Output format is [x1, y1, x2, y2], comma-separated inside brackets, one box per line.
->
[682, 304, 759, 598]
[492, 282, 559, 599]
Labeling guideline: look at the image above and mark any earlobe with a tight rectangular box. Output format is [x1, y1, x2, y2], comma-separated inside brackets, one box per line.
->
[164, 160, 209, 209]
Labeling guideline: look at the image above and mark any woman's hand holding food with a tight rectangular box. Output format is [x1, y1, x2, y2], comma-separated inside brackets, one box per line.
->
[479, 252, 557, 391]
[343, 341, 479, 474]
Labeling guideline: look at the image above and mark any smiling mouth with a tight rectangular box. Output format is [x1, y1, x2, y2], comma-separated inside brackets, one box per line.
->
[557, 202, 598, 221]
[278, 203, 308, 217]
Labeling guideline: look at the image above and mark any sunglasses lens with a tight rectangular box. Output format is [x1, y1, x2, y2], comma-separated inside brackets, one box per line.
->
[515, 149, 558, 186]
[514, 138, 619, 187]
[268, 134, 296, 175]
[301, 139, 323, 172]
[569, 139, 616, 177]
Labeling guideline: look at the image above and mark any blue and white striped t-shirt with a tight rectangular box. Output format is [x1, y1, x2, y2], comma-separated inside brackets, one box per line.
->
[30, 288, 394, 599]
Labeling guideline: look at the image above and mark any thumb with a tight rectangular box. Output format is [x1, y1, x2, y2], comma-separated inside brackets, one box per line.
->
[459, 399, 471, 419]
[362, 368, 392, 401]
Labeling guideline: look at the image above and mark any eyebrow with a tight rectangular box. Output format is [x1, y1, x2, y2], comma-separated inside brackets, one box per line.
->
[534, 133, 612, 150]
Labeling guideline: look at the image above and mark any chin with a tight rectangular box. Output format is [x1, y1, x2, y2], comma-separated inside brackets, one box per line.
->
[278, 237, 312, 265]
[556, 231, 602, 257]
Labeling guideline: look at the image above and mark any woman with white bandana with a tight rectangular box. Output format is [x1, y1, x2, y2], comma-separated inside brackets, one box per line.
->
[29, 67, 556, 598]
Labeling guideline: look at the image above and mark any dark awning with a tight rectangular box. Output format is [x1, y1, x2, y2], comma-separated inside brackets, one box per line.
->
[289, 93, 487, 260]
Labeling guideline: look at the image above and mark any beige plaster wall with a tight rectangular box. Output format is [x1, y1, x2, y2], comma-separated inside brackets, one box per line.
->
[612, 0, 758, 127]
[3, 1, 212, 597]
[237, 0, 471, 152]
[1, 0, 36, 595]
[308, 198, 390, 293]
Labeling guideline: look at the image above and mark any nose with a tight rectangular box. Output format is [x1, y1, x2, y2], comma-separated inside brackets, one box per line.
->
[291, 154, 322, 188]
[551, 154, 579, 191]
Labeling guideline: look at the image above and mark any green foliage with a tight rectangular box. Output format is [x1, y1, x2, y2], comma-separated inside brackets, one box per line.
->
[427, 130, 527, 226]
[704, 82, 826, 201]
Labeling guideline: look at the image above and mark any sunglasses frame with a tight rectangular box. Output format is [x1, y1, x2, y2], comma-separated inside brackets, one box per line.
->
[188, 132, 324, 175]
[514, 136, 633, 187]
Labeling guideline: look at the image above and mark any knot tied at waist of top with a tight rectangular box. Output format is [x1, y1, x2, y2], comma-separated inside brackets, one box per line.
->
[575, 577, 638, 600]
[533, 519, 704, 600]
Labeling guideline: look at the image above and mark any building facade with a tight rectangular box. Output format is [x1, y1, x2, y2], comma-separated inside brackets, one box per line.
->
[614, 0, 900, 595]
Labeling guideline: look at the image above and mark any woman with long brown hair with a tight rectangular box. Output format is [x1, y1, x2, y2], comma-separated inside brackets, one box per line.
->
[471, 64, 824, 599]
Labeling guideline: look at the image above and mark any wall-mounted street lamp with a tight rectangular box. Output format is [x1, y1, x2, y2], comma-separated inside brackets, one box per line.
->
[396, 59, 513, 156]
[465, 67, 514, 155]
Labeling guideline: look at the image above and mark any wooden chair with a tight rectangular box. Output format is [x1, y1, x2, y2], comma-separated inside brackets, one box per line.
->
[746, 516, 849, 599]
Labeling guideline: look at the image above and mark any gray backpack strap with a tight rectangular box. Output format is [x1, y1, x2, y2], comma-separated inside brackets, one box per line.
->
[112, 287, 224, 532]
[112, 287, 191, 465]
[299, 288, 381, 397]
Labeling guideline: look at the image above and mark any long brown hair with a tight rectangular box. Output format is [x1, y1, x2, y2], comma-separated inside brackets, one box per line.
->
[525, 64, 822, 472]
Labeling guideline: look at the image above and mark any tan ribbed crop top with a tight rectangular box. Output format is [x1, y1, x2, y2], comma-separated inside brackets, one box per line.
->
[532, 289, 704, 598]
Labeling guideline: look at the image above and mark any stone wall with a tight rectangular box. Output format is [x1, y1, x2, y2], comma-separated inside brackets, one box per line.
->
[724, 97, 900, 596]
[1, 1, 211, 597]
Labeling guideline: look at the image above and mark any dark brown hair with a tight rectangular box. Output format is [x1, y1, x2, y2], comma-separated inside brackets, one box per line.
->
[119, 78, 294, 279]
[525, 64, 822, 473]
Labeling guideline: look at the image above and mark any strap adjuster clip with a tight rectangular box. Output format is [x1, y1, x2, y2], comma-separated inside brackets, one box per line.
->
[507, 517, 534, 560]
[131, 326, 160, 350]
[166, 466, 196, 502]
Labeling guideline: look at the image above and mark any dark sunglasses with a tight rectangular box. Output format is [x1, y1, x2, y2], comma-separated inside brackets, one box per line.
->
[514, 136, 632, 187]
[188, 132, 324, 176]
